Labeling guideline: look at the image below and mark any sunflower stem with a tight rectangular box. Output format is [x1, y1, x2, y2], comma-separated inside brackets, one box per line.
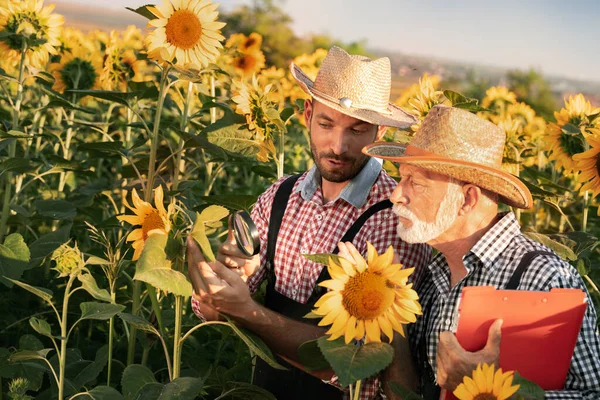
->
[146, 66, 170, 202]
[127, 280, 142, 365]
[58, 274, 77, 400]
[57, 108, 76, 194]
[0, 41, 27, 242]
[277, 126, 285, 179]
[173, 80, 194, 191]
[172, 294, 183, 380]
[107, 290, 116, 387]
[353, 379, 362, 400]
[582, 190, 589, 233]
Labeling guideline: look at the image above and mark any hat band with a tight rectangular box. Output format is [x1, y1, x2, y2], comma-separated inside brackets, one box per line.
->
[404, 145, 441, 157]
[310, 85, 393, 115]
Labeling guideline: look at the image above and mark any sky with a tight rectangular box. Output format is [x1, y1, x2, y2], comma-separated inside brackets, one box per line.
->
[60, 0, 600, 82]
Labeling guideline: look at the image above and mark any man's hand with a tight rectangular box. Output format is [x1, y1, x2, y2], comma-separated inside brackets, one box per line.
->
[436, 319, 502, 391]
[187, 236, 256, 321]
[216, 215, 260, 282]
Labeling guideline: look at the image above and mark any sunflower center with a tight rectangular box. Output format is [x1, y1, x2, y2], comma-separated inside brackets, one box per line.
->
[142, 210, 166, 240]
[473, 393, 497, 400]
[60, 58, 97, 91]
[559, 129, 585, 157]
[596, 153, 600, 176]
[341, 271, 395, 320]
[165, 10, 202, 50]
[3, 12, 47, 50]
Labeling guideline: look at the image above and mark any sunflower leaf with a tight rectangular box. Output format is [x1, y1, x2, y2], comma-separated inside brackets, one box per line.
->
[317, 336, 394, 388]
[513, 372, 545, 400]
[522, 232, 577, 261]
[126, 5, 157, 20]
[303, 253, 343, 265]
[134, 234, 193, 296]
[78, 273, 112, 303]
[79, 302, 126, 321]
[198, 195, 257, 212]
[297, 339, 330, 371]
[387, 382, 423, 400]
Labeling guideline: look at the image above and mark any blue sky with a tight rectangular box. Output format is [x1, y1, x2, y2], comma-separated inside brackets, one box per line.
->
[62, 0, 600, 82]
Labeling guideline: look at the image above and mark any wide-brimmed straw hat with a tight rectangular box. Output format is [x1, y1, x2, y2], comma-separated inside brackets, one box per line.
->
[290, 46, 417, 129]
[363, 105, 533, 209]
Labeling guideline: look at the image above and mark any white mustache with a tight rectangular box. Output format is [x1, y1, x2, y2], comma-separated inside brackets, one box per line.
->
[392, 204, 417, 221]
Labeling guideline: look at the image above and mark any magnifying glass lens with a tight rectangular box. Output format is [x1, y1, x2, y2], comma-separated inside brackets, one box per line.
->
[232, 210, 260, 257]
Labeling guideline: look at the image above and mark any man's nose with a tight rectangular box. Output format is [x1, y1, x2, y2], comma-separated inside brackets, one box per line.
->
[329, 130, 348, 155]
[390, 183, 408, 205]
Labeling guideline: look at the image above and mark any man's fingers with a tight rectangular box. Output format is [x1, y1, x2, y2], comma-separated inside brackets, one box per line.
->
[216, 253, 247, 268]
[484, 319, 503, 354]
[206, 258, 244, 288]
[345, 242, 363, 265]
[392, 252, 401, 264]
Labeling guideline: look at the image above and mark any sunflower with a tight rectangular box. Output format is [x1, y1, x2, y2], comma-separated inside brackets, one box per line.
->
[453, 363, 520, 400]
[146, 0, 226, 68]
[232, 48, 265, 77]
[48, 44, 102, 93]
[573, 130, 600, 199]
[0, 0, 63, 68]
[405, 74, 446, 131]
[545, 94, 598, 174]
[312, 242, 421, 344]
[100, 31, 146, 91]
[117, 186, 174, 261]
[481, 86, 517, 113]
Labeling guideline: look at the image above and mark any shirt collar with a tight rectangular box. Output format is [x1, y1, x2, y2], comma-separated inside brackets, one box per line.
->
[469, 212, 521, 269]
[296, 157, 383, 208]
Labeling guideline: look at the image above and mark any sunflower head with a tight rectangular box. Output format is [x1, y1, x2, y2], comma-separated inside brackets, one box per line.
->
[51, 242, 84, 278]
[100, 30, 146, 90]
[573, 131, 600, 198]
[481, 86, 517, 113]
[49, 43, 102, 93]
[453, 363, 520, 400]
[146, 0, 226, 69]
[0, 0, 64, 68]
[117, 185, 174, 261]
[232, 48, 265, 77]
[312, 242, 420, 344]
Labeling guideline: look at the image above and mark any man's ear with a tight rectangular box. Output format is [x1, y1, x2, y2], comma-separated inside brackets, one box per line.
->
[303, 99, 313, 126]
[459, 184, 481, 215]
[376, 125, 387, 141]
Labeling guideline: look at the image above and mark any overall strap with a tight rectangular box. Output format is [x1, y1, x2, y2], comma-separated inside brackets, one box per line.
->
[338, 199, 393, 244]
[505, 250, 555, 290]
[266, 174, 302, 271]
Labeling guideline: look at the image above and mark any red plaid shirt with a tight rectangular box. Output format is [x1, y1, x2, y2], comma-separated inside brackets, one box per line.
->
[193, 158, 431, 399]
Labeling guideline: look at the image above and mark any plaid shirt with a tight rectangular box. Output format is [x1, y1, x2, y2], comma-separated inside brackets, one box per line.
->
[408, 212, 600, 399]
[193, 158, 431, 399]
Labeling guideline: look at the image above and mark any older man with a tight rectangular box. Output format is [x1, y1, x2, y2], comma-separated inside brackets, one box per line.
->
[363, 105, 600, 399]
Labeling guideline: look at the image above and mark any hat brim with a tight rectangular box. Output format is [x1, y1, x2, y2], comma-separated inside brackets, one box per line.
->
[363, 142, 533, 209]
[290, 62, 417, 129]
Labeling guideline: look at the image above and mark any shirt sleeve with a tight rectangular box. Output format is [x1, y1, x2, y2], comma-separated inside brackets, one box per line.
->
[521, 255, 600, 399]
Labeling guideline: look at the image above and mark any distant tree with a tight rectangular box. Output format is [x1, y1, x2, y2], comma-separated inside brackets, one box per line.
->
[221, 0, 369, 68]
[507, 69, 557, 120]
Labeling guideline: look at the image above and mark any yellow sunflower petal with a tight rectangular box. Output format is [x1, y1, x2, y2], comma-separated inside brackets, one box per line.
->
[344, 316, 357, 344]
[453, 383, 474, 400]
[365, 319, 381, 343]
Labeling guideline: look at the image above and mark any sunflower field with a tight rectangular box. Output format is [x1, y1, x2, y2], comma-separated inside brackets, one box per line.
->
[0, 0, 598, 399]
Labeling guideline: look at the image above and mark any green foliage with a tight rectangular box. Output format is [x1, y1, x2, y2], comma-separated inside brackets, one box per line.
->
[317, 337, 394, 388]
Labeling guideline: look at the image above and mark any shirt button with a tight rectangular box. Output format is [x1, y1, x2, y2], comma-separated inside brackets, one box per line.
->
[445, 318, 452, 326]
[300, 247, 307, 254]
[316, 214, 323, 221]
[292, 289, 298, 296]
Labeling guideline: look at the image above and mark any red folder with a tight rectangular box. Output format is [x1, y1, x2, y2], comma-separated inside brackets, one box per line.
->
[444, 286, 587, 400]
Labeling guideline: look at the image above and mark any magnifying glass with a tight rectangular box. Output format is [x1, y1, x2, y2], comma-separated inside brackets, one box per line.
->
[231, 210, 260, 257]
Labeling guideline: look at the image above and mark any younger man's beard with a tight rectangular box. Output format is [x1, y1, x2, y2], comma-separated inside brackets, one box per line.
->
[393, 182, 465, 244]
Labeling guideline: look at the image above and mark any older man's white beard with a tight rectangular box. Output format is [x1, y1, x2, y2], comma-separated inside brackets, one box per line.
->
[393, 182, 465, 244]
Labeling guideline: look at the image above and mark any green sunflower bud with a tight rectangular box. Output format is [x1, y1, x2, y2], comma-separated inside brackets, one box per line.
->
[51, 242, 83, 277]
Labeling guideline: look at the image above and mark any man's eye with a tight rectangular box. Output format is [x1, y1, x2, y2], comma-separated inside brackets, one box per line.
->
[351, 129, 365, 135]
[318, 123, 331, 129]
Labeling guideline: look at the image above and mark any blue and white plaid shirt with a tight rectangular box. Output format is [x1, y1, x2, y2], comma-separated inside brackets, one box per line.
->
[408, 212, 600, 399]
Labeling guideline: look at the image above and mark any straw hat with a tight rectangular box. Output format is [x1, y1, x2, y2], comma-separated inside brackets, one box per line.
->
[290, 46, 417, 129]
[362, 105, 533, 209]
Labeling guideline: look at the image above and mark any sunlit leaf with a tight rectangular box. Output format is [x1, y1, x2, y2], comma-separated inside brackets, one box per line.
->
[79, 302, 126, 321]
[303, 253, 343, 265]
[78, 273, 112, 303]
[522, 232, 577, 261]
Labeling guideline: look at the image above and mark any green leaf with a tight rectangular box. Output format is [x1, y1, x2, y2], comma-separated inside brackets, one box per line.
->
[0, 130, 30, 138]
[157, 377, 204, 400]
[78, 273, 112, 303]
[190, 206, 230, 262]
[251, 165, 277, 180]
[67, 89, 130, 106]
[198, 195, 257, 212]
[35, 199, 76, 220]
[9, 349, 53, 363]
[118, 313, 157, 334]
[522, 232, 577, 261]
[5, 278, 53, 301]
[549, 231, 600, 257]
[75, 386, 124, 400]
[134, 234, 193, 296]
[317, 336, 394, 387]
[303, 253, 342, 265]
[29, 317, 53, 338]
[513, 371, 545, 400]
[122, 364, 157, 399]
[28, 225, 71, 268]
[387, 382, 423, 400]
[198, 205, 229, 224]
[134, 383, 164, 399]
[443, 90, 469, 105]
[10, 204, 30, 217]
[71, 345, 109, 389]
[219, 382, 277, 400]
[0, 233, 30, 261]
[204, 111, 263, 158]
[0, 158, 35, 174]
[126, 5, 157, 20]
[297, 339, 330, 372]
[280, 107, 295, 122]
[79, 302, 126, 321]
[77, 141, 124, 155]
[303, 311, 322, 319]
[223, 318, 286, 370]
[41, 87, 94, 114]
